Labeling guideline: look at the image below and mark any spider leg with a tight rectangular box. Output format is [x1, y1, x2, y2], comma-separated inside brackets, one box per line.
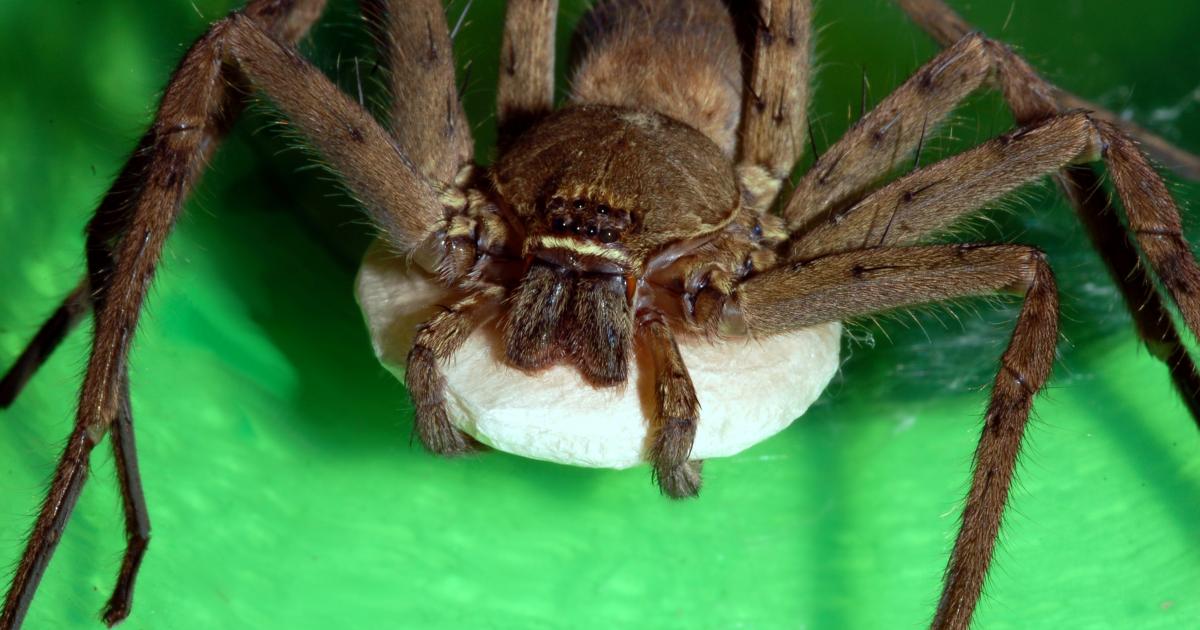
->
[892, 0, 1200, 181]
[726, 244, 1057, 630]
[407, 286, 503, 455]
[782, 25, 1200, 427]
[0, 279, 89, 409]
[99, 371, 149, 627]
[0, 0, 321, 409]
[736, 0, 812, 211]
[1, 1, 490, 623]
[357, 0, 474, 183]
[638, 314, 703, 499]
[1058, 165, 1200, 423]
[788, 112, 1103, 258]
[783, 33, 993, 232]
[893, 1, 1200, 427]
[497, 0, 559, 145]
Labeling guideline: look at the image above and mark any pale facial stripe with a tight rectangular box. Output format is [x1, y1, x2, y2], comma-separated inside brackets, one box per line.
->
[534, 235, 631, 263]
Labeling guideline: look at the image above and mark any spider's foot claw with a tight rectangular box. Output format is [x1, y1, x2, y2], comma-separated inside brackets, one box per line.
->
[654, 460, 704, 499]
[100, 600, 130, 628]
[648, 416, 701, 498]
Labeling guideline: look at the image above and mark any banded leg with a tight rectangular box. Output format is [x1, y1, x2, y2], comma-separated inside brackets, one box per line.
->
[497, 0, 559, 144]
[0, 1, 476, 624]
[0, 0, 316, 409]
[782, 33, 993, 232]
[406, 287, 502, 455]
[824, 2, 1200, 423]
[730, 245, 1058, 630]
[1058, 166, 1200, 424]
[788, 112, 1104, 258]
[638, 314, 703, 498]
[736, 0, 812, 211]
[893, 0, 1200, 181]
[782, 25, 1200, 422]
[357, 0, 473, 183]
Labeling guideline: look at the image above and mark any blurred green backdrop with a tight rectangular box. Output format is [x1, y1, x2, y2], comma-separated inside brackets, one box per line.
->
[1, 1, 1198, 628]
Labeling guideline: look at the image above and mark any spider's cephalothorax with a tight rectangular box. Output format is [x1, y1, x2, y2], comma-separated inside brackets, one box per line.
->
[3, 1, 1199, 629]
[491, 105, 741, 384]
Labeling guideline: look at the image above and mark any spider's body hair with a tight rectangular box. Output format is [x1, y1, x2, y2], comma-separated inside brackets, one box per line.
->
[2, 2, 1199, 629]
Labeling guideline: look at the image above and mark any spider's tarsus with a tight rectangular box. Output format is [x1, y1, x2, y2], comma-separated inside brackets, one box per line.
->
[413, 404, 486, 457]
[654, 460, 704, 500]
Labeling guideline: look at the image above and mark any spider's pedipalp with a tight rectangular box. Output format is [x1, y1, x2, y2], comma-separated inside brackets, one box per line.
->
[408, 286, 504, 456]
[639, 314, 703, 498]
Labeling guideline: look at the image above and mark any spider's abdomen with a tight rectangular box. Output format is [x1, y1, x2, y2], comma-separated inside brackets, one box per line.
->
[570, 0, 743, 154]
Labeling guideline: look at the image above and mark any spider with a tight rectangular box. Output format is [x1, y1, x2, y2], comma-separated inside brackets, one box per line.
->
[1, 0, 1198, 628]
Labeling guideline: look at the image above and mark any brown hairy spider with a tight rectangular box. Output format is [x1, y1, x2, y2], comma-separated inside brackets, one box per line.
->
[2, 0, 1199, 628]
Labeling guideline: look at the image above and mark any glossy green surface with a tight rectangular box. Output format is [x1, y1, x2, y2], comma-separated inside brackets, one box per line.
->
[1, 1, 1198, 628]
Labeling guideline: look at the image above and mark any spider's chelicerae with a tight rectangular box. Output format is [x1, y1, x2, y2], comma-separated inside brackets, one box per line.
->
[2, 0, 1199, 628]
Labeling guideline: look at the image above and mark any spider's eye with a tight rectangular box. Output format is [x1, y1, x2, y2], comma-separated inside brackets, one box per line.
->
[751, 222, 763, 239]
[551, 217, 569, 232]
[599, 228, 619, 243]
[572, 198, 587, 210]
[584, 224, 598, 237]
[596, 204, 610, 215]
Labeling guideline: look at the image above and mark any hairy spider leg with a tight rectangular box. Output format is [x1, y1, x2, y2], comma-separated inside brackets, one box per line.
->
[782, 34, 993, 233]
[788, 112, 1105, 258]
[894, 0, 1200, 429]
[100, 371, 147, 626]
[0, 0, 478, 623]
[729, 245, 1058, 630]
[1, 1, 331, 626]
[744, 20, 1200, 629]
[895, 0, 1200, 181]
[0, 280, 89, 410]
[735, 0, 813, 212]
[497, 0, 559, 146]
[357, 0, 474, 182]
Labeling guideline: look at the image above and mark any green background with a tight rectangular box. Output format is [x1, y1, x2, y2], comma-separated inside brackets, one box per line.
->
[1, 0, 1198, 628]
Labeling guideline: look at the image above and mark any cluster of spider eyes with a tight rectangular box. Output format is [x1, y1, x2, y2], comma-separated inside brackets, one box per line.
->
[545, 196, 627, 244]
